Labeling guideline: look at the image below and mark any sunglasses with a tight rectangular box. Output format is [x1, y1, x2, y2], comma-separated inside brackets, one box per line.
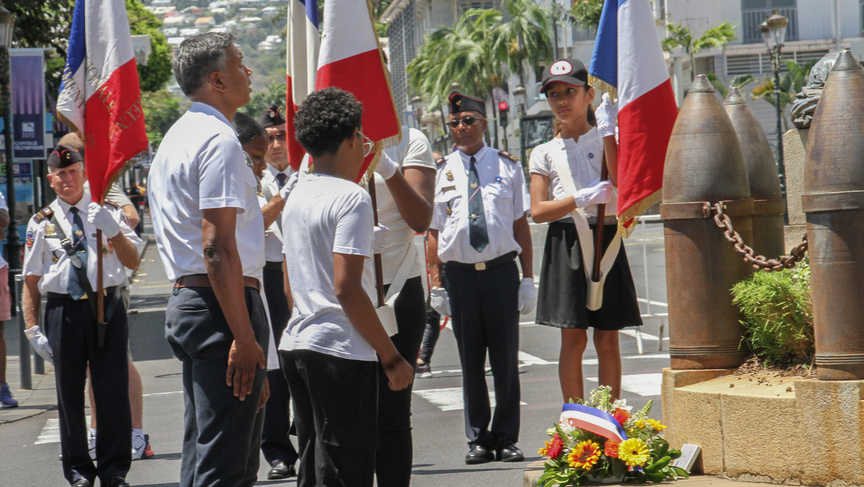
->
[359, 131, 374, 157]
[447, 116, 484, 129]
[269, 131, 287, 143]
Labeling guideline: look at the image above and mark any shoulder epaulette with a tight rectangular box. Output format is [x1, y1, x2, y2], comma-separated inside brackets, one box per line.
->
[498, 150, 519, 164]
[33, 206, 53, 223]
[435, 157, 447, 168]
[103, 200, 120, 209]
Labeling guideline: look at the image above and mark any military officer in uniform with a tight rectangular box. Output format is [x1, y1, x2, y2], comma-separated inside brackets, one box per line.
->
[427, 92, 537, 465]
[22, 145, 142, 487]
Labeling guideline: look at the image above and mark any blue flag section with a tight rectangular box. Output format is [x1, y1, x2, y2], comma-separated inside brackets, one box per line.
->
[589, 0, 620, 99]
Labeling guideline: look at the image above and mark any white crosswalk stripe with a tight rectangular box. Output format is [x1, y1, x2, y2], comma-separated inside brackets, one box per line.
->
[413, 387, 527, 412]
[586, 373, 663, 397]
[36, 416, 92, 445]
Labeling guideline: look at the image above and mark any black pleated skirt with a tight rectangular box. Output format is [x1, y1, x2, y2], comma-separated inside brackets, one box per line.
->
[535, 220, 643, 330]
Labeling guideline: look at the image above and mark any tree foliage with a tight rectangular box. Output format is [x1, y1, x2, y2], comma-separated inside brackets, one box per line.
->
[493, 0, 553, 86]
[707, 73, 756, 99]
[239, 80, 288, 120]
[568, 0, 604, 31]
[751, 59, 816, 131]
[662, 22, 738, 81]
[125, 0, 173, 92]
[141, 89, 182, 151]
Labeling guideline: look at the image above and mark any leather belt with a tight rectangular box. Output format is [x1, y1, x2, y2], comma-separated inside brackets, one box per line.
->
[264, 261, 283, 271]
[445, 251, 517, 272]
[48, 286, 118, 301]
[174, 274, 260, 291]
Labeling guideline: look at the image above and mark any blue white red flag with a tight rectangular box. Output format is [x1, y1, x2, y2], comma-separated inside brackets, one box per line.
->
[559, 403, 629, 443]
[316, 0, 401, 182]
[56, 0, 148, 203]
[589, 0, 678, 237]
[286, 0, 319, 171]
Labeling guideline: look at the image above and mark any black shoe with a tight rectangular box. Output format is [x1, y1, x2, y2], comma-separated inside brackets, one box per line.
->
[106, 477, 130, 487]
[71, 480, 92, 487]
[496, 442, 525, 462]
[465, 443, 494, 464]
[267, 460, 296, 480]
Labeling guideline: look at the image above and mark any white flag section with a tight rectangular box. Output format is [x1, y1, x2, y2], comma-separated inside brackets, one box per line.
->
[286, 0, 319, 170]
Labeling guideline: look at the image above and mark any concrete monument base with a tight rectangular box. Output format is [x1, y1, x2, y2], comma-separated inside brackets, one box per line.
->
[662, 368, 864, 486]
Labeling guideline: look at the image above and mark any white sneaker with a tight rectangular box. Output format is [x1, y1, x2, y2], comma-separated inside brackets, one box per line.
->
[132, 433, 154, 460]
[88, 429, 97, 460]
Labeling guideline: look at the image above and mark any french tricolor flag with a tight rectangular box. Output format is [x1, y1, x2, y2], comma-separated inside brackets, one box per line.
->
[589, 0, 678, 237]
[56, 0, 148, 203]
[316, 0, 401, 182]
[285, 0, 319, 171]
[560, 403, 629, 443]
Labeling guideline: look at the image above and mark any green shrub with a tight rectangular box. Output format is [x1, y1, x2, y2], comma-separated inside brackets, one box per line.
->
[731, 257, 813, 367]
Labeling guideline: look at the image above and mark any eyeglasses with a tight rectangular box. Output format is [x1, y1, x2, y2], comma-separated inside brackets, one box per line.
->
[269, 131, 287, 143]
[447, 116, 484, 129]
[359, 131, 374, 157]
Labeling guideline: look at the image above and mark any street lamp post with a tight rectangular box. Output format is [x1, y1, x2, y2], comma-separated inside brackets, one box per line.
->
[0, 5, 19, 282]
[410, 94, 423, 131]
[761, 12, 789, 223]
[513, 84, 528, 163]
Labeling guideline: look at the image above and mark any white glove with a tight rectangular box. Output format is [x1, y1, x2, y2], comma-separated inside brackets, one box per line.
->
[372, 224, 390, 254]
[24, 326, 53, 364]
[573, 180, 615, 208]
[429, 287, 451, 317]
[374, 152, 399, 180]
[278, 172, 299, 201]
[518, 278, 537, 315]
[87, 202, 121, 238]
[595, 93, 618, 138]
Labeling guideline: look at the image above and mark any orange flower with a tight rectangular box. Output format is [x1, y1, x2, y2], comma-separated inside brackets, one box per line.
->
[604, 440, 620, 458]
[547, 433, 564, 459]
[568, 440, 602, 469]
[612, 408, 631, 426]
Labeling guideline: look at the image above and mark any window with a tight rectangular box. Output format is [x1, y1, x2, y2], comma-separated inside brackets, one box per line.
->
[740, 0, 798, 44]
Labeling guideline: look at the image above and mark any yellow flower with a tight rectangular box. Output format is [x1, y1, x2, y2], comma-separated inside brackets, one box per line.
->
[618, 438, 650, 467]
[538, 440, 550, 457]
[567, 440, 602, 469]
[635, 418, 666, 432]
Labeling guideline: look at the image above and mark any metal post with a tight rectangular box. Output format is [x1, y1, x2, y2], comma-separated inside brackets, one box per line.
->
[15, 274, 30, 389]
[519, 109, 526, 164]
[772, 45, 788, 224]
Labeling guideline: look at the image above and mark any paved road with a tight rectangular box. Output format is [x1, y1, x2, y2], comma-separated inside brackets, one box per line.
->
[0, 219, 670, 486]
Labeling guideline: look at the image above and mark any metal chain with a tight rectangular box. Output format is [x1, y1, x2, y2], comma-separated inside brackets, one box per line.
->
[711, 202, 808, 272]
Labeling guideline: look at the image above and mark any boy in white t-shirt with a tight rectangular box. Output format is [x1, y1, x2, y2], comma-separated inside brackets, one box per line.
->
[280, 87, 414, 487]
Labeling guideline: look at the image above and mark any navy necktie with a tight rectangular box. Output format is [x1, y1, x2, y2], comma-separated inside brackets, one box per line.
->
[67, 207, 89, 299]
[467, 156, 489, 252]
[276, 172, 288, 188]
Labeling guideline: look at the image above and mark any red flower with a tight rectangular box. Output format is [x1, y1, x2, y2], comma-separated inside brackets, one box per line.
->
[612, 408, 630, 426]
[604, 440, 620, 458]
[547, 433, 564, 459]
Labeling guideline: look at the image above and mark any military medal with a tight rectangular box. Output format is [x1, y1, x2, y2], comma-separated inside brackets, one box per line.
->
[52, 254, 59, 263]
[446, 170, 454, 181]
[495, 176, 503, 184]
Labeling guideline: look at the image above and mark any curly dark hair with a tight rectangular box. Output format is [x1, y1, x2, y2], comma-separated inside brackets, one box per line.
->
[173, 32, 237, 96]
[294, 87, 363, 158]
[232, 112, 267, 146]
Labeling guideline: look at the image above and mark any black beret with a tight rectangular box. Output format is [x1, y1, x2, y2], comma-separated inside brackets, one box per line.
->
[449, 91, 486, 118]
[47, 144, 84, 168]
[260, 103, 286, 128]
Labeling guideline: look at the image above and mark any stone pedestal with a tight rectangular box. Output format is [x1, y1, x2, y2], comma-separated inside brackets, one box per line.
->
[783, 128, 808, 252]
[662, 368, 864, 485]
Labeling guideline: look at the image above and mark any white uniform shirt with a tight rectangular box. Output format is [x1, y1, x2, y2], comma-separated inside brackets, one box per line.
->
[375, 126, 435, 284]
[148, 102, 265, 281]
[22, 192, 141, 294]
[280, 173, 377, 362]
[528, 128, 617, 219]
[257, 174, 285, 263]
[430, 144, 528, 264]
[0, 191, 8, 269]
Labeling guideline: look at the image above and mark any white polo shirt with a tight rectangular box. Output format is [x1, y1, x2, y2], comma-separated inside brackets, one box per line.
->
[430, 144, 529, 264]
[148, 102, 265, 281]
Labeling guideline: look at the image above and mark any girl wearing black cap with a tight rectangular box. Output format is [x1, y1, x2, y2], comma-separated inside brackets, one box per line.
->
[528, 58, 642, 403]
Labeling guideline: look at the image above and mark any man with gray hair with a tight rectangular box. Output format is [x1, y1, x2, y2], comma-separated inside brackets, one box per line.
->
[148, 32, 269, 486]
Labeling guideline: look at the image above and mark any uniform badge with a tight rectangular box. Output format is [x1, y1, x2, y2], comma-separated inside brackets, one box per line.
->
[52, 254, 59, 263]
[26, 230, 35, 248]
[46, 224, 56, 235]
[470, 183, 478, 189]
[446, 170, 454, 181]
[495, 176, 503, 184]
[446, 205, 452, 216]
[441, 185, 456, 193]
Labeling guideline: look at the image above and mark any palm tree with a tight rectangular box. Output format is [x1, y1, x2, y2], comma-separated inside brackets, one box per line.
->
[707, 73, 757, 99]
[662, 22, 738, 81]
[492, 0, 553, 87]
[751, 59, 816, 132]
[568, 0, 604, 31]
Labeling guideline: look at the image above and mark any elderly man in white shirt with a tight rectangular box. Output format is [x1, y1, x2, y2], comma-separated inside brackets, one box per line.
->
[148, 32, 269, 487]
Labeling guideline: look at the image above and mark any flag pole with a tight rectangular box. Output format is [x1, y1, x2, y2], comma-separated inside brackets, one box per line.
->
[591, 148, 608, 283]
[367, 177, 386, 306]
[96, 192, 106, 347]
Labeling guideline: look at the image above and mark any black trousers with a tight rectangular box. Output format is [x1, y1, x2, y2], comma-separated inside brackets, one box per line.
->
[444, 260, 521, 448]
[281, 349, 378, 487]
[45, 293, 131, 485]
[261, 264, 299, 466]
[376, 276, 426, 486]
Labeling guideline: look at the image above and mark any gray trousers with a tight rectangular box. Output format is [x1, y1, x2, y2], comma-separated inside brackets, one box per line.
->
[166, 285, 269, 487]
